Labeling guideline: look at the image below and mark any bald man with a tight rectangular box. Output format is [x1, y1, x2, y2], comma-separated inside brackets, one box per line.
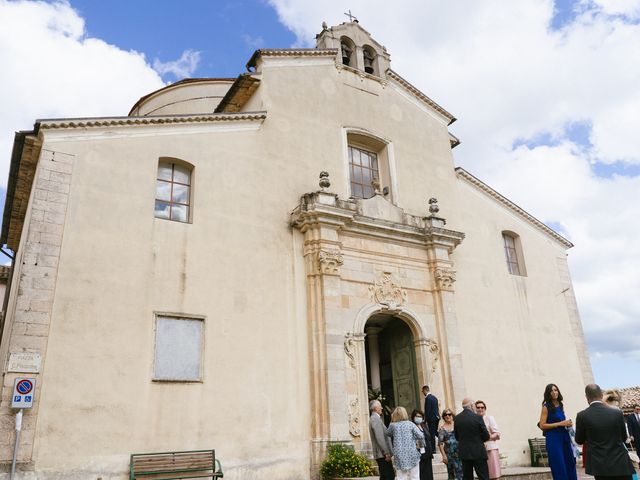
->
[454, 397, 490, 480]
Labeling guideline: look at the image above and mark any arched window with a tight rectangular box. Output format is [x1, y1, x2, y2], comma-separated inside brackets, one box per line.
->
[155, 158, 192, 223]
[340, 36, 356, 67]
[363, 45, 376, 75]
[502, 231, 526, 276]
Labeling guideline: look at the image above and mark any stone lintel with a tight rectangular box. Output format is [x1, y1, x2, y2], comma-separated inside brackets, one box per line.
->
[291, 192, 465, 249]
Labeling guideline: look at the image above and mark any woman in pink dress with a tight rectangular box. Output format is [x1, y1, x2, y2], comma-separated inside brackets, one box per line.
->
[475, 400, 501, 479]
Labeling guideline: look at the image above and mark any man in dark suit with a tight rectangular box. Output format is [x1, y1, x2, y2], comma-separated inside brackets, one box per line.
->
[422, 385, 440, 451]
[454, 397, 490, 480]
[627, 404, 640, 456]
[575, 384, 635, 480]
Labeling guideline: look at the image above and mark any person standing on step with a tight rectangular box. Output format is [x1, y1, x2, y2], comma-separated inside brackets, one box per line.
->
[370, 399, 395, 480]
[454, 397, 490, 480]
[422, 385, 440, 452]
[539, 383, 577, 480]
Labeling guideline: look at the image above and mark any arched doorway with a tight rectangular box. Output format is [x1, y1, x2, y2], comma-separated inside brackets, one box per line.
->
[365, 314, 420, 422]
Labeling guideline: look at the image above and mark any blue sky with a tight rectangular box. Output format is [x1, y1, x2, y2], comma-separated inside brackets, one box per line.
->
[69, 0, 296, 79]
[0, 0, 639, 392]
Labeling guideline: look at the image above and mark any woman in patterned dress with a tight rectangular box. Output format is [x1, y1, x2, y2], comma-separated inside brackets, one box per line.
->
[386, 406, 424, 480]
[438, 408, 463, 480]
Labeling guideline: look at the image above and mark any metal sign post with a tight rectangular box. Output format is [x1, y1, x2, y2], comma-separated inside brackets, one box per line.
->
[10, 378, 35, 480]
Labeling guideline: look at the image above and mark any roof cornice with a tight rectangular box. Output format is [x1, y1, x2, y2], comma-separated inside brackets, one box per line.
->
[247, 48, 338, 70]
[455, 167, 573, 248]
[37, 112, 267, 130]
[214, 74, 261, 113]
[386, 69, 456, 125]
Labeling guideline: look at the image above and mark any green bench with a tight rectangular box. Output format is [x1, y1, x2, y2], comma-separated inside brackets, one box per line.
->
[130, 449, 223, 479]
[528, 438, 549, 467]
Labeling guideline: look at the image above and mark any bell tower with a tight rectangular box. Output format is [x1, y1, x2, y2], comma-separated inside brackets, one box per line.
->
[315, 20, 391, 78]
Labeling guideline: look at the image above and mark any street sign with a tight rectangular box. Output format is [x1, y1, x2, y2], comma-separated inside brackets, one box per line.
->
[11, 378, 36, 409]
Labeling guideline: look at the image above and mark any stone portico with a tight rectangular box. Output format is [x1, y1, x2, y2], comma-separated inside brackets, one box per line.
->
[291, 183, 466, 469]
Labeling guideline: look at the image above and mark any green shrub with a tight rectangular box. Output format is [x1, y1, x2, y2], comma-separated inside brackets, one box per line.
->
[319, 442, 375, 479]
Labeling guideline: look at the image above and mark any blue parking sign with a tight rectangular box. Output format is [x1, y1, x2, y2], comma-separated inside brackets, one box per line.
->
[11, 378, 36, 408]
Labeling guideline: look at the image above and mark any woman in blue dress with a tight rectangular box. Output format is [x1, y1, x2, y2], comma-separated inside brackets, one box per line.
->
[539, 383, 577, 480]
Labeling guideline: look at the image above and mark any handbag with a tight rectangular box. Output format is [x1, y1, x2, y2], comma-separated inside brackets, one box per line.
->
[536, 421, 546, 437]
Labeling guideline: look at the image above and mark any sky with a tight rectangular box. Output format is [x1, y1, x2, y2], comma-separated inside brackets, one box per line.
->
[0, 0, 638, 390]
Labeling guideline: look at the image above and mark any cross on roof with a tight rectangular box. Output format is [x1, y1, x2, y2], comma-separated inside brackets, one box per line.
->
[344, 10, 358, 22]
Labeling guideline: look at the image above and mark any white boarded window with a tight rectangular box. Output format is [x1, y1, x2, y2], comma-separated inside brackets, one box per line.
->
[153, 315, 203, 381]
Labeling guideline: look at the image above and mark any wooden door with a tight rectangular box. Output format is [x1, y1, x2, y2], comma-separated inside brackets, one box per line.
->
[389, 320, 419, 412]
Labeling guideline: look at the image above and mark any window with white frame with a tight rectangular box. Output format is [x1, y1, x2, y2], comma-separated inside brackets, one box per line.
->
[155, 159, 192, 223]
[153, 315, 203, 381]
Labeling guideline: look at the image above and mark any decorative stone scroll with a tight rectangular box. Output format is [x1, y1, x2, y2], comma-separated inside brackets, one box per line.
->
[369, 271, 407, 309]
[426, 338, 440, 374]
[348, 396, 361, 437]
[344, 333, 357, 369]
[434, 267, 456, 291]
[318, 249, 344, 274]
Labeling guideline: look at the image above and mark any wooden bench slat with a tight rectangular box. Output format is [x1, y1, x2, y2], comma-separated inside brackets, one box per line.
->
[130, 450, 222, 480]
[528, 438, 549, 467]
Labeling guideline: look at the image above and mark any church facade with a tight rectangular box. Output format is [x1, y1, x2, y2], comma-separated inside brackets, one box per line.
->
[0, 22, 592, 479]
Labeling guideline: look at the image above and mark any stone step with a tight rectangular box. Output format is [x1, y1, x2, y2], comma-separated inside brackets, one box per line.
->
[366, 466, 552, 480]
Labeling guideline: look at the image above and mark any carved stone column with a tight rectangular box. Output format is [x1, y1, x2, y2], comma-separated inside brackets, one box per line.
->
[291, 191, 351, 476]
[425, 215, 466, 408]
[365, 327, 382, 390]
[344, 332, 368, 452]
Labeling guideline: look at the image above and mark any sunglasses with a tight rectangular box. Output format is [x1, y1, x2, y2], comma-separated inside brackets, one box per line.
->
[476, 406, 486, 410]
[443, 413, 453, 417]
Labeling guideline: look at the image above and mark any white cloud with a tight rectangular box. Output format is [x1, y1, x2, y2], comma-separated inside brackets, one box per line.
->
[267, 0, 640, 382]
[586, 0, 640, 19]
[0, 0, 165, 184]
[153, 49, 201, 79]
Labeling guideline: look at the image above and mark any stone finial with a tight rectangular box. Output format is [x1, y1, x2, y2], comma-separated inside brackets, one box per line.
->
[322, 21, 328, 30]
[319, 171, 331, 190]
[428, 197, 439, 215]
[371, 178, 381, 195]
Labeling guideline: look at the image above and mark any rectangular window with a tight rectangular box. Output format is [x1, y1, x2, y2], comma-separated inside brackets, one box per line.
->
[348, 146, 379, 199]
[155, 161, 191, 223]
[503, 234, 521, 275]
[153, 315, 203, 381]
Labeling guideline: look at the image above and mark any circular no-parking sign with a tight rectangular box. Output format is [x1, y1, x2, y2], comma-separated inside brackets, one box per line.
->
[16, 379, 33, 395]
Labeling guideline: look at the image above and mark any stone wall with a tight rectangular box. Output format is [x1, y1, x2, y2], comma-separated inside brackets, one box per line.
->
[0, 148, 73, 466]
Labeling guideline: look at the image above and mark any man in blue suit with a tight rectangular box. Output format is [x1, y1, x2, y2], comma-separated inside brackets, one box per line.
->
[422, 385, 440, 451]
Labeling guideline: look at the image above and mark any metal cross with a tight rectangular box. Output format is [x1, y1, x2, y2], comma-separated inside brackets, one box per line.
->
[344, 10, 358, 22]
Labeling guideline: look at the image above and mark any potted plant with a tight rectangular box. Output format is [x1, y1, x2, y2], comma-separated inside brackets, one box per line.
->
[319, 443, 375, 479]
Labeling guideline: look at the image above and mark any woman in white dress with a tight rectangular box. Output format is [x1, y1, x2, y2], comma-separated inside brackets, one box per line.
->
[475, 400, 501, 479]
